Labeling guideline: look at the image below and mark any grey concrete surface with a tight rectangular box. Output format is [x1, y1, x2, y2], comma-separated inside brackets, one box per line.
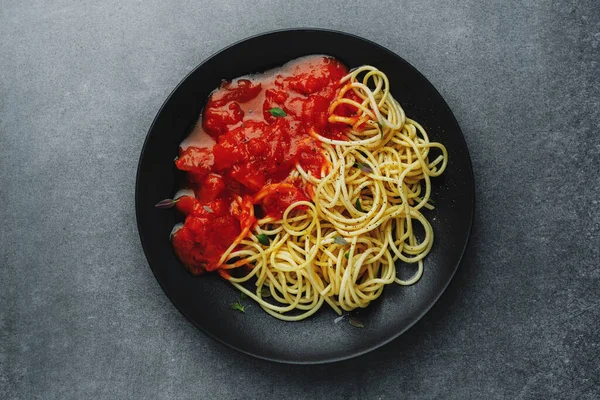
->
[1, 0, 599, 399]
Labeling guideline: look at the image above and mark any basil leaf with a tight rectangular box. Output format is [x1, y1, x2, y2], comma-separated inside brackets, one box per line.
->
[349, 318, 365, 328]
[268, 107, 287, 117]
[333, 236, 348, 245]
[203, 205, 214, 213]
[257, 234, 270, 246]
[344, 252, 349, 259]
[154, 198, 179, 209]
[355, 198, 364, 212]
[260, 287, 271, 298]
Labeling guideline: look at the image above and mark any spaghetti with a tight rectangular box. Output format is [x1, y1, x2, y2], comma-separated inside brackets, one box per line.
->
[212, 65, 448, 320]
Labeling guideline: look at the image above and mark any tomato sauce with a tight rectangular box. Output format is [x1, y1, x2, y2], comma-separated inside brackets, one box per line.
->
[172, 55, 351, 274]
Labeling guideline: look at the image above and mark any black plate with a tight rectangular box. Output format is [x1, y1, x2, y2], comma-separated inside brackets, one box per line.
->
[136, 29, 474, 364]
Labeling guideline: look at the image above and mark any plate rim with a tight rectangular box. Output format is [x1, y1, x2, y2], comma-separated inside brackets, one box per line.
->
[135, 27, 475, 364]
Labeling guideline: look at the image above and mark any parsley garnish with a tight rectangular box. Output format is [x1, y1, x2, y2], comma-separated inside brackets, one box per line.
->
[230, 300, 245, 313]
[256, 234, 270, 246]
[230, 292, 248, 313]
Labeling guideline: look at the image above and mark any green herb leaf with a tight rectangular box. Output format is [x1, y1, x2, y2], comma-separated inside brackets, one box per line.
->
[349, 318, 365, 328]
[240, 292, 247, 299]
[355, 198, 364, 212]
[333, 236, 349, 245]
[268, 107, 287, 117]
[230, 301, 245, 313]
[203, 205, 213, 213]
[260, 287, 271, 298]
[354, 162, 373, 174]
[344, 252, 349, 259]
[155, 198, 179, 209]
[256, 233, 270, 246]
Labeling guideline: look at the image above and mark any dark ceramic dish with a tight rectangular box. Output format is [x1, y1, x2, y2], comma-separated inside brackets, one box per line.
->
[136, 29, 475, 364]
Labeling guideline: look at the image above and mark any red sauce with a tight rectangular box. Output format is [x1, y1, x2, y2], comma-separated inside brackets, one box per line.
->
[172, 55, 351, 274]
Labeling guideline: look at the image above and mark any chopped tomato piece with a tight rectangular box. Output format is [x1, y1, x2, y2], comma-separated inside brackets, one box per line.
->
[202, 101, 244, 137]
[294, 138, 326, 178]
[229, 163, 266, 192]
[176, 147, 214, 177]
[210, 79, 262, 106]
[302, 95, 331, 133]
[172, 212, 241, 273]
[255, 183, 310, 219]
[175, 195, 200, 215]
[284, 57, 347, 95]
[194, 173, 226, 203]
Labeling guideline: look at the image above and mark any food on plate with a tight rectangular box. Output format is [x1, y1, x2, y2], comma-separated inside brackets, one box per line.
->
[158, 55, 448, 321]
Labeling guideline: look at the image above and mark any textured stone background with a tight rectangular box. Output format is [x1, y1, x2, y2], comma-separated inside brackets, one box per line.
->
[1, 0, 599, 399]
